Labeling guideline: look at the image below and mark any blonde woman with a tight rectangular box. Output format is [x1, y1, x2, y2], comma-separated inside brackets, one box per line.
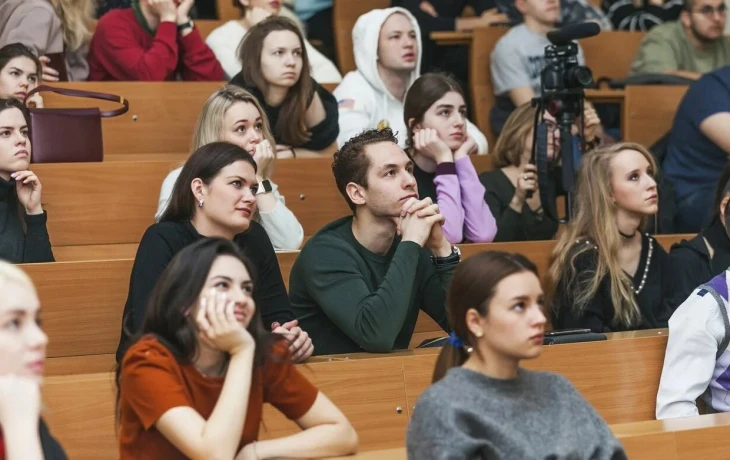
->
[546, 142, 675, 333]
[157, 85, 304, 251]
[0, 261, 67, 460]
[0, 0, 95, 81]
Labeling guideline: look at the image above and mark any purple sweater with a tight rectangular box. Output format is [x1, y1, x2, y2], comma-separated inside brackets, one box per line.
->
[415, 157, 497, 244]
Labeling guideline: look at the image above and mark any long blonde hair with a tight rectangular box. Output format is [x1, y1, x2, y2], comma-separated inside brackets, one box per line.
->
[546, 142, 657, 328]
[50, 0, 96, 52]
[0, 260, 35, 295]
[192, 85, 275, 151]
[492, 103, 537, 168]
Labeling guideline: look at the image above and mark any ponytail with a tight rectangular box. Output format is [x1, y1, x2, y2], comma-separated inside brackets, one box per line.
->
[432, 340, 469, 383]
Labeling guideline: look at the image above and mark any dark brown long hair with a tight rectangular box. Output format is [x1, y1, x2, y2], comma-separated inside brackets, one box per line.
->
[237, 16, 313, 147]
[432, 251, 539, 383]
[115, 238, 282, 422]
[159, 142, 257, 223]
[403, 73, 465, 151]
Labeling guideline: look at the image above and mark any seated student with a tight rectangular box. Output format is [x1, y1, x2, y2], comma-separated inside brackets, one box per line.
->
[0, 98, 53, 264]
[156, 85, 304, 250]
[490, 0, 585, 135]
[333, 8, 488, 154]
[87, 0, 224, 81]
[663, 66, 730, 232]
[479, 102, 600, 242]
[230, 16, 338, 157]
[0, 0, 94, 81]
[392, 0, 508, 86]
[407, 252, 627, 459]
[0, 44, 44, 108]
[289, 128, 458, 355]
[630, 0, 730, 79]
[403, 73, 497, 244]
[603, 0, 683, 32]
[0, 261, 67, 460]
[117, 142, 311, 363]
[666, 163, 730, 311]
[547, 142, 674, 332]
[117, 238, 358, 459]
[205, 0, 341, 82]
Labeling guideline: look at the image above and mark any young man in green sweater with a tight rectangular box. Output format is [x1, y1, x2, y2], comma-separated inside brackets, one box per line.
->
[289, 128, 460, 355]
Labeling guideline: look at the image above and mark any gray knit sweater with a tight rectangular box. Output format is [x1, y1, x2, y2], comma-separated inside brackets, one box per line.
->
[406, 367, 627, 460]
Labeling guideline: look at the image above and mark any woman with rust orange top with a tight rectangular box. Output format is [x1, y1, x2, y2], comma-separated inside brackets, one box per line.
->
[115, 238, 357, 460]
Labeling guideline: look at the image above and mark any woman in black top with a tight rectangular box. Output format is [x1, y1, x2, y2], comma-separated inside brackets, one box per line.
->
[229, 16, 338, 157]
[0, 261, 66, 460]
[547, 142, 674, 333]
[0, 98, 53, 263]
[116, 142, 312, 363]
[667, 162, 730, 310]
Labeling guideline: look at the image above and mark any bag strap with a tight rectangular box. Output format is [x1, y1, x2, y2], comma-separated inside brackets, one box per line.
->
[698, 283, 730, 360]
[26, 85, 129, 118]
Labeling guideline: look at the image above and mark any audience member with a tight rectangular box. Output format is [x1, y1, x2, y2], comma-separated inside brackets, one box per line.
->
[656, 239, 730, 418]
[116, 238, 357, 459]
[479, 104, 560, 242]
[87, 0, 224, 81]
[0, 44, 43, 108]
[603, 0, 683, 31]
[392, 0, 508, 86]
[0, 261, 67, 460]
[666, 163, 730, 311]
[663, 66, 730, 232]
[294, 0, 336, 63]
[117, 142, 311, 363]
[407, 252, 627, 459]
[205, 0, 341, 82]
[497, 0, 612, 29]
[490, 0, 585, 134]
[403, 73, 496, 244]
[97, 0, 217, 18]
[0, 0, 94, 81]
[230, 16, 338, 156]
[289, 128, 457, 355]
[548, 142, 674, 332]
[334, 8, 488, 153]
[479, 102, 601, 242]
[157, 85, 304, 250]
[0, 98, 53, 264]
[630, 0, 730, 79]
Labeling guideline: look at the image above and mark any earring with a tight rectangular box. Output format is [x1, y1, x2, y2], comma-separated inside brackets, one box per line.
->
[197, 199, 204, 207]
[475, 330, 484, 338]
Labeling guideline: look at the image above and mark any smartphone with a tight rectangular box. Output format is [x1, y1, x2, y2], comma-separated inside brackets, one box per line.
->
[45, 52, 69, 82]
[544, 328, 591, 337]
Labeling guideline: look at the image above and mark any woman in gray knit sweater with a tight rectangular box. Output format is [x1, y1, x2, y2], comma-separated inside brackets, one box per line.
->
[406, 252, 626, 460]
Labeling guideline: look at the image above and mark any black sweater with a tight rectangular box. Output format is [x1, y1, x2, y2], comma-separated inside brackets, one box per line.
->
[228, 74, 339, 150]
[552, 233, 675, 332]
[39, 418, 67, 460]
[115, 220, 293, 361]
[0, 177, 54, 263]
[479, 169, 559, 242]
[667, 218, 730, 310]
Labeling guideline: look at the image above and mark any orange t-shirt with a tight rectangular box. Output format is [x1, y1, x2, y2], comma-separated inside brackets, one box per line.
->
[118, 335, 319, 459]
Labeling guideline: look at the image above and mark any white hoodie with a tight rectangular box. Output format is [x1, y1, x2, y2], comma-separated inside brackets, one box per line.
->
[333, 7, 488, 154]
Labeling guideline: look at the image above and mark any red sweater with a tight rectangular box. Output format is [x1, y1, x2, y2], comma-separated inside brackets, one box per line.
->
[87, 9, 223, 81]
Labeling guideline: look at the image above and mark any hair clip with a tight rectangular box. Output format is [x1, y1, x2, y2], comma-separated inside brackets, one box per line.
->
[447, 331, 464, 348]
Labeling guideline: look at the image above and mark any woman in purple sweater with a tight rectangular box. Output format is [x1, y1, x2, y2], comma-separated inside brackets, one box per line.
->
[404, 73, 497, 244]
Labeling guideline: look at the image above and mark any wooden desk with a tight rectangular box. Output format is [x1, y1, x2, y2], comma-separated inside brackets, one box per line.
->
[431, 30, 472, 46]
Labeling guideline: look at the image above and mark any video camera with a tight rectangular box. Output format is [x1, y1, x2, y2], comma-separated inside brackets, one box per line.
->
[531, 22, 600, 222]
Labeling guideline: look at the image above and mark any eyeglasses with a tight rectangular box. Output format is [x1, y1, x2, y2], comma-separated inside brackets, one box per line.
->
[690, 4, 727, 18]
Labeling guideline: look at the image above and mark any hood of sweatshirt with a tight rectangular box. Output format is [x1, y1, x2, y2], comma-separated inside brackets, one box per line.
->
[352, 7, 422, 101]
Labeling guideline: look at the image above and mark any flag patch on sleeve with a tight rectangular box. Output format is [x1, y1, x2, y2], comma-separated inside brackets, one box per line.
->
[338, 99, 355, 109]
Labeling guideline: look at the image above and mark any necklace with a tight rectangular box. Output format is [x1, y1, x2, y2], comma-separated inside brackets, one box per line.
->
[634, 235, 653, 295]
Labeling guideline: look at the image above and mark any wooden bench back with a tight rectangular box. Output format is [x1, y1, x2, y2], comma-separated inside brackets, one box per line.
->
[42, 332, 669, 460]
[196, 19, 226, 40]
[333, 0, 390, 75]
[622, 84, 688, 148]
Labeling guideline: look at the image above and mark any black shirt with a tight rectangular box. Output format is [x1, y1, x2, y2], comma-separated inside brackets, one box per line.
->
[40, 418, 67, 460]
[228, 74, 339, 150]
[0, 177, 54, 263]
[552, 233, 675, 332]
[479, 169, 559, 242]
[116, 220, 293, 361]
